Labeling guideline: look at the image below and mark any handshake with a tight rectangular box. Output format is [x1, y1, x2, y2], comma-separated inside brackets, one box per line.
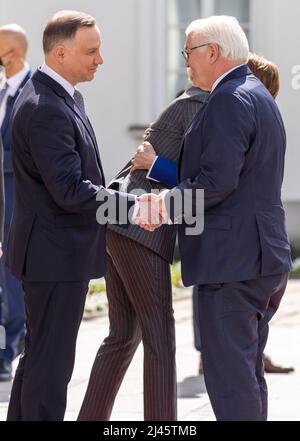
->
[134, 190, 170, 232]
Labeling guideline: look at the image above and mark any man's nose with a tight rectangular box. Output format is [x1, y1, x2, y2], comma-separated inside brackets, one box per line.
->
[97, 54, 104, 65]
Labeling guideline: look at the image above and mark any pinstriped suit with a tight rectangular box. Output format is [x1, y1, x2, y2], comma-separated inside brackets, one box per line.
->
[78, 87, 209, 421]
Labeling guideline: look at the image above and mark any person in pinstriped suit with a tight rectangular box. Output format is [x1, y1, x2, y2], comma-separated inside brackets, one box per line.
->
[78, 86, 209, 421]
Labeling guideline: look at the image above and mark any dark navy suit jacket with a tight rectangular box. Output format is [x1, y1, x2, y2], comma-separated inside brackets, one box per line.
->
[6, 70, 135, 282]
[168, 65, 292, 286]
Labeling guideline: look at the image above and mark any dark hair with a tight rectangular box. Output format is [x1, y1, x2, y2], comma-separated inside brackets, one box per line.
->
[43, 10, 96, 54]
[247, 53, 280, 99]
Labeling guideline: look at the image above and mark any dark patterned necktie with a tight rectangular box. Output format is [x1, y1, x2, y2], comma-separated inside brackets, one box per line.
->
[73, 89, 86, 116]
[0, 81, 8, 107]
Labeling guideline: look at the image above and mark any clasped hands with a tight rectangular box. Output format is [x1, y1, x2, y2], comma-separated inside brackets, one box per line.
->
[134, 190, 169, 232]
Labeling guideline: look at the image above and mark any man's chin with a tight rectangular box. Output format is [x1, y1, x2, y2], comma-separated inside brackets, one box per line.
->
[88, 70, 97, 81]
[81, 73, 95, 82]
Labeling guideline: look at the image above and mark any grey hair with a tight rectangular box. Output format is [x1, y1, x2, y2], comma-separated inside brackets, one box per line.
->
[0, 24, 28, 55]
[186, 16, 249, 63]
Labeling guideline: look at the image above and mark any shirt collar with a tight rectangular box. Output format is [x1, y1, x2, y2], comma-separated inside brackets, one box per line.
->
[40, 62, 75, 97]
[211, 64, 245, 93]
[6, 63, 30, 95]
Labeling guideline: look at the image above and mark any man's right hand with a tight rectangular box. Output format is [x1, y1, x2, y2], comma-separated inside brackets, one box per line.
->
[134, 191, 170, 232]
[130, 142, 156, 173]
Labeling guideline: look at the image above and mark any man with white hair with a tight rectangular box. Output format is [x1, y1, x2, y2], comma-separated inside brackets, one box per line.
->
[138, 16, 292, 420]
[0, 24, 30, 382]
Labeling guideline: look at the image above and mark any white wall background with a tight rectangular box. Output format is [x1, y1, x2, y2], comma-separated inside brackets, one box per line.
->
[251, 0, 300, 202]
[0, 0, 165, 181]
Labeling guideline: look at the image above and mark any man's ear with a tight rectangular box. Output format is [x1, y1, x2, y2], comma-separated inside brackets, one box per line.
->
[54, 45, 66, 64]
[208, 43, 219, 64]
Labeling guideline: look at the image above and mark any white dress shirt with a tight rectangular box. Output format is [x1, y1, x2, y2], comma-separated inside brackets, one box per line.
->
[211, 64, 245, 93]
[0, 63, 30, 127]
[39, 62, 75, 97]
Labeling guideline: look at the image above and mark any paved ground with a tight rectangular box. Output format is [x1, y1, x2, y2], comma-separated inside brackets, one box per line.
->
[0, 280, 299, 421]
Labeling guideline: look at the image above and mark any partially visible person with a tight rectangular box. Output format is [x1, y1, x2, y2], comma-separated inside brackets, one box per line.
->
[0, 135, 5, 350]
[0, 136, 4, 254]
[0, 24, 30, 382]
[0, 67, 4, 338]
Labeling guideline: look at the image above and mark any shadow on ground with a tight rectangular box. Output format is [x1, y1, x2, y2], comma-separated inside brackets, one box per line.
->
[177, 375, 207, 398]
[0, 381, 12, 403]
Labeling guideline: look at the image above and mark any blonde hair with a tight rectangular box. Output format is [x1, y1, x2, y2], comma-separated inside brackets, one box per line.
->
[247, 53, 280, 98]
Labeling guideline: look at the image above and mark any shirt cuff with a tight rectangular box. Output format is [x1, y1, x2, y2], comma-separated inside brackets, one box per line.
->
[131, 196, 140, 222]
[146, 156, 160, 182]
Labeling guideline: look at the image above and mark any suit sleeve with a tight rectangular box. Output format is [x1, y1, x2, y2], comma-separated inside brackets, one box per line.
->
[28, 105, 135, 222]
[167, 91, 255, 221]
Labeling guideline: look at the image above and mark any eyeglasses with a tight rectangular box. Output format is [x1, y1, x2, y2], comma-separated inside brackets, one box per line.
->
[181, 43, 211, 61]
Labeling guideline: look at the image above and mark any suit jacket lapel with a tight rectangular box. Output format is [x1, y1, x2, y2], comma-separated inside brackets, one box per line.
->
[64, 97, 103, 170]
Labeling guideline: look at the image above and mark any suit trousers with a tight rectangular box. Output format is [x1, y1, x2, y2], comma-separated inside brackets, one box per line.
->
[192, 285, 202, 352]
[197, 272, 289, 421]
[78, 229, 177, 421]
[7, 280, 88, 421]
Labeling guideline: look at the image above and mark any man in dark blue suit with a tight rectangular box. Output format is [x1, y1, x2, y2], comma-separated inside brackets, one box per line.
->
[138, 16, 292, 420]
[5, 11, 136, 421]
[0, 136, 4, 350]
[0, 24, 30, 382]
